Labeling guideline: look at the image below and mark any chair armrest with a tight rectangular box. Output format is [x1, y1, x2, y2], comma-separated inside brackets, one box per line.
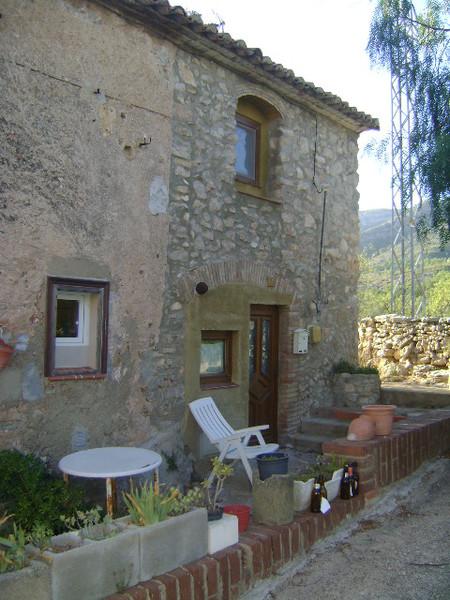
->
[211, 425, 269, 444]
[234, 425, 269, 435]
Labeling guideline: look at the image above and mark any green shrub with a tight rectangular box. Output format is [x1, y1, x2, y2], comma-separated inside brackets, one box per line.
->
[333, 360, 378, 375]
[0, 450, 83, 533]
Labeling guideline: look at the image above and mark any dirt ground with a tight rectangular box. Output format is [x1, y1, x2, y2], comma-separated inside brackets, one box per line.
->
[244, 456, 450, 600]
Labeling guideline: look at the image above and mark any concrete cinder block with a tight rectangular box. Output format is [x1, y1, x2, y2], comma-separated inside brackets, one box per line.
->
[0, 561, 51, 600]
[45, 527, 140, 600]
[140, 508, 208, 581]
[253, 474, 294, 525]
[208, 513, 239, 554]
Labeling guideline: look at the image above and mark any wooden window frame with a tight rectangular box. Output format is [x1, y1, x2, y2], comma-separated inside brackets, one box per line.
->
[45, 277, 109, 379]
[200, 330, 233, 388]
[235, 113, 260, 186]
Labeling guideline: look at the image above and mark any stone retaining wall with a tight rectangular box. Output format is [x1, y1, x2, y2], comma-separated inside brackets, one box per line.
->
[359, 316, 450, 386]
[108, 411, 450, 600]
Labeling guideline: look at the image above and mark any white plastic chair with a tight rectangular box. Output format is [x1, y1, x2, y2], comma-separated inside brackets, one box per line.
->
[189, 397, 279, 484]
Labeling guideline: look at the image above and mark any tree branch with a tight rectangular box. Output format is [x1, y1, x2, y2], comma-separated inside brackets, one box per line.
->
[403, 15, 450, 32]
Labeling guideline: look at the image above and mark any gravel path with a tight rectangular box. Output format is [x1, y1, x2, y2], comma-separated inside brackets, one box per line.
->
[244, 457, 450, 600]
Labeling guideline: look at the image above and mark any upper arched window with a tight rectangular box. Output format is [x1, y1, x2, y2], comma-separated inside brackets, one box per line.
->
[235, 95, 282, 200]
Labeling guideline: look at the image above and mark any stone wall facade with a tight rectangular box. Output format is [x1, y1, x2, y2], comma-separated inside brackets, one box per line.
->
[359, 316, 450, 385]
[0, 0, 370, 467]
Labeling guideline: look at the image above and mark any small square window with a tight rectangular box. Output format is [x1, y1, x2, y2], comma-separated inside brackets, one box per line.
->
[200, 331, 232, 388]
[235, 114, 260, 185]
[45, 277, 109, 378]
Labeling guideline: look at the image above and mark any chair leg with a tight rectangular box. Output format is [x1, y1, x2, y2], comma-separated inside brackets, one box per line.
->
[236, 445, 253, 485]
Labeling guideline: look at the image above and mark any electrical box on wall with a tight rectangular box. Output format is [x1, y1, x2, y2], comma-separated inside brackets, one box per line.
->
[293, 328, 308, 354]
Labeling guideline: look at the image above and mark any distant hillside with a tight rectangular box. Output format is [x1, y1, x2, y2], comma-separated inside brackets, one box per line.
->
[358, 209, 450, 317]
[359, 209, 391, 255]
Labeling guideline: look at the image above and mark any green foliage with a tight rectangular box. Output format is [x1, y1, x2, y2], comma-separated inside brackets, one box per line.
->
[333, 360, 379, 375]
[26, 523, 53, 551]
[123, 482, 176, 526]
[0, 450, 83, 534]
[60, 506, 116, 540]
[367, 0, 450, 245]
[294, 454, 345, 482]
[426, 270, 450, 314]
[0, 518, 27, 573]
[168, 486, 204, 516]
[203, 457, 233, 512]
[359, 242, 450, 317]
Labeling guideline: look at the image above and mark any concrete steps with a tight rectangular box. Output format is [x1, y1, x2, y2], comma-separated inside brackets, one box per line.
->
[381, 384, 450, 409]
[289, 415, 350, 452]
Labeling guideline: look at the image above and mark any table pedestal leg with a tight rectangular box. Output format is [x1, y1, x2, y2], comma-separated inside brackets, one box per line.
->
[153, 469, 159, 495]
[63, 473, 69, 484]
[106, 478, 116, 517]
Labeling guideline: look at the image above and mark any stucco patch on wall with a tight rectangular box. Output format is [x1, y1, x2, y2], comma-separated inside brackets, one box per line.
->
[148, 176, 169, 215]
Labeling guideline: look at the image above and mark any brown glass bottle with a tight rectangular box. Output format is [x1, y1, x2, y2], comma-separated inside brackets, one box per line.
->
[316, 474, 328, 499]
[311, 483, 322, 512]
[350, 462, 360, 496]
[340, 472, 351, 500]
[347, 466, 355, 497]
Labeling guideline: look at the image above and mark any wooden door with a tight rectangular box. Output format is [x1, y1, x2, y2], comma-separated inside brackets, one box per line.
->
[248, 305, 279, 442]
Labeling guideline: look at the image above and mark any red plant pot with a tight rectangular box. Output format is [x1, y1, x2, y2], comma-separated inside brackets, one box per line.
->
[223, 504, 251, 533]
[0, 341, 13, 369]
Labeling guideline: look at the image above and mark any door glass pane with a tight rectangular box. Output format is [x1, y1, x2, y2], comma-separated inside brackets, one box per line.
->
[200, 340, 225, 375]
[56, 299, 79, 338]
[248, 320, 256, 379]
[261, 319, 270, 376]
[235, 123, 256, 180]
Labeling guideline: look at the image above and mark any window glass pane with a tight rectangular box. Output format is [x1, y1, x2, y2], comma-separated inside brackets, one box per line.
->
[236, 123, 256, 179]
[56, 299, 79, 338]
[261, 319, 270, 376]
[200, 340, 225, 375]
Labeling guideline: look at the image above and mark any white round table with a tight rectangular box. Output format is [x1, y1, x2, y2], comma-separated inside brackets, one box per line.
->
[59, 447, 162, 516]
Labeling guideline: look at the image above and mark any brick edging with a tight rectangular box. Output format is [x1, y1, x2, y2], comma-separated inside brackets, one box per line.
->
[107, 411, 450, 600]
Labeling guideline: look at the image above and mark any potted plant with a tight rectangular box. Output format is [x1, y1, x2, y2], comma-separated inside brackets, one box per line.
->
[123, 481, 208, 583]
[293, 455, 344, 511]
[203, 457, 234, 521]
[332, 360, 380, 408]
[256, 452, 289, 481]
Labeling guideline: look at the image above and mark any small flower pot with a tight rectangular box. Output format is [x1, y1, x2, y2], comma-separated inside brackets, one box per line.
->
[223, 504, 251, 533]
[207, 507, 223, 522]
[362, 404, 396, 436]
[256, 452, 289, 481]
[0, 340, 14, 369]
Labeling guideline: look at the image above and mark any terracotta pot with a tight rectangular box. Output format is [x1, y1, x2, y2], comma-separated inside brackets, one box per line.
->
[347, 415, 376, 441]
[0, 340, 14, 369]
[362, 404, 396, 436]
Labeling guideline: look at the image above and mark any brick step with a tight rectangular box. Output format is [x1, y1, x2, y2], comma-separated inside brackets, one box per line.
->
[300, 416, 349, 437]
[380, 384, 450, 409]
[312, 406, 361, 421]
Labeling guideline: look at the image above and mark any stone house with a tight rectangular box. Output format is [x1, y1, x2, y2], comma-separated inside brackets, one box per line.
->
[0, 0, 378, 474]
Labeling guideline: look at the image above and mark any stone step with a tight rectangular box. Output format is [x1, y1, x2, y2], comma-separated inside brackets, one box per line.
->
[300, 416, 348, 437]
[380, 384, 450, 409]
[288, 433, 333, 453]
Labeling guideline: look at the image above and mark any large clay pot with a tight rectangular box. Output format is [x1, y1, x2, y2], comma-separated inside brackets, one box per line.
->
[347, 415, 376, 441]
[0, 340, 14, 369]
[362, 404, 396, 436]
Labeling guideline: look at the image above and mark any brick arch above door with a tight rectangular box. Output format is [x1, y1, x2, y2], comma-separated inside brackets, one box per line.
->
[176, 260, 297, 304]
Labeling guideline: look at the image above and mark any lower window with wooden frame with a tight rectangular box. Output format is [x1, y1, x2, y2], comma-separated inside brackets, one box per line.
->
[45, 277, 109, 379]
[200, 330, 233, 388]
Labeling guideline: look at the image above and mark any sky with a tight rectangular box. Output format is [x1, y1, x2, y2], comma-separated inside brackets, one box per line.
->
[184, 0, 393, 211]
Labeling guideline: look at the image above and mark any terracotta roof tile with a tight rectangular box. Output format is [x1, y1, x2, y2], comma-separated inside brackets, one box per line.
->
[92, 0, 379, 132]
